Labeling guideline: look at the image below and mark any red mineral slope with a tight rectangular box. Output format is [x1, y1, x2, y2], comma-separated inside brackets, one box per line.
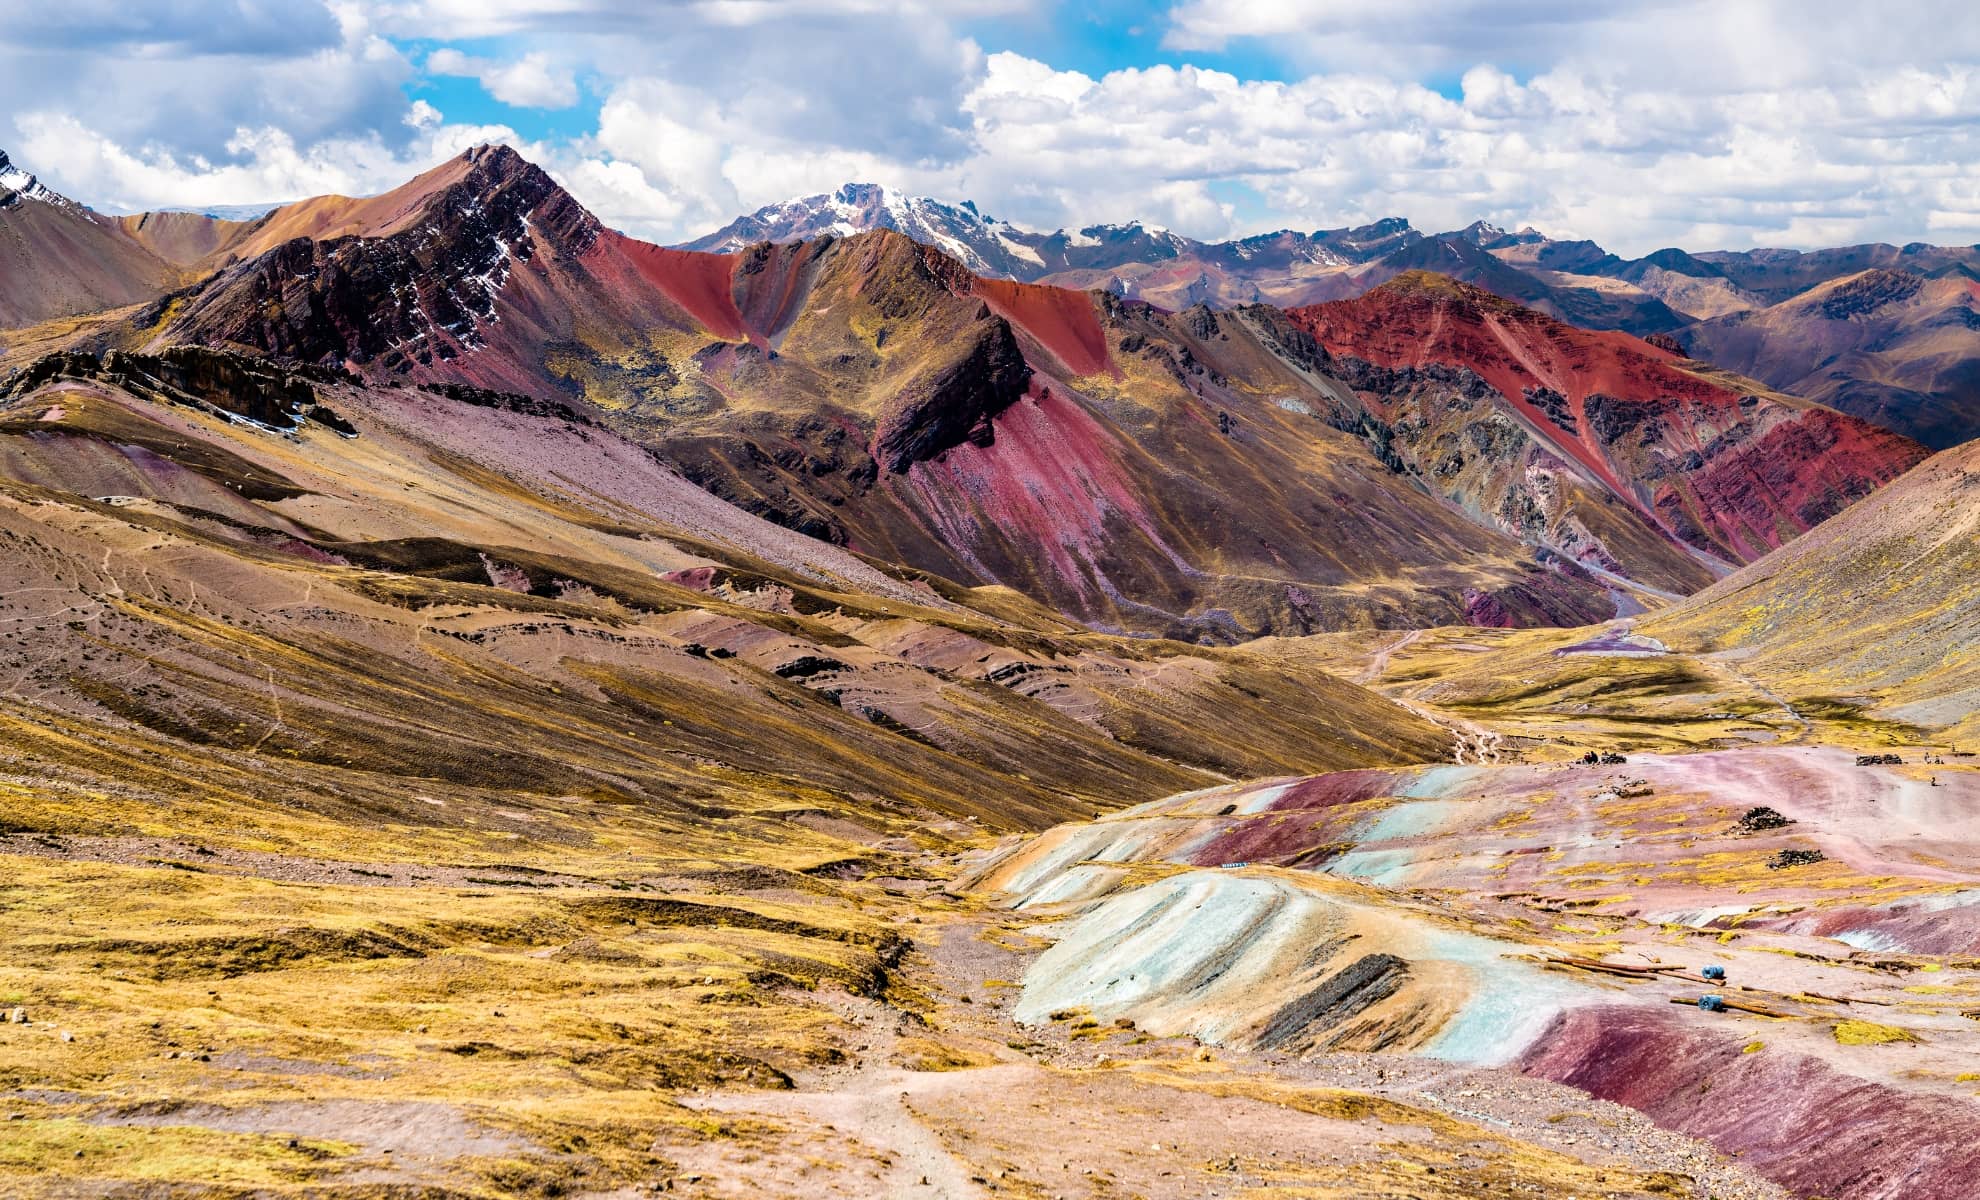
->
[966, 275, 1116, 378]
[1286, 273, 1928, 567]
[1521, 1007, 1980, 1200]
[603, 236, 754, 345]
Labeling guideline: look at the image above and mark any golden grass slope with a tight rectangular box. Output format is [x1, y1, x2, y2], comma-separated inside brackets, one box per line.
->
[1643, 439, 1979, 745]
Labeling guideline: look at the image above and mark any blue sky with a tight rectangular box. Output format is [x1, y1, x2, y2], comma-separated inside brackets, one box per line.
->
[3, 1, 1979, 255]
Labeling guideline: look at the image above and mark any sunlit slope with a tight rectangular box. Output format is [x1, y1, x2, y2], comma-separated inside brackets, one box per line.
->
[1643, 440, 1979, 743]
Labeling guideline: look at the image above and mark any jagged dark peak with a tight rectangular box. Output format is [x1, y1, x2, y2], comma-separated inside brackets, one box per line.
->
[1812, 268, 1925, 319]
[464, 141, 528, 171]
[424, 143, 575, 219]
[255, 141, 599, 254]
[0, 147, 70, 207]
[1349, 216, 1416, 238]
[1312, 217, 1421, 261]
[151, 143, 600, 375]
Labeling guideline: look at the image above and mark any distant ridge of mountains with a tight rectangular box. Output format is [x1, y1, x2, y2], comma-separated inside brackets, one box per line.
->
[680, 182, 1420, 289]
[0, 143, 1931, 642]
[685, 184, 1980, 448]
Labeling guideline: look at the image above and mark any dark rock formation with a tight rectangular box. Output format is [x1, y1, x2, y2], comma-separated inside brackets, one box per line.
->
[871, 318, 1031, 472]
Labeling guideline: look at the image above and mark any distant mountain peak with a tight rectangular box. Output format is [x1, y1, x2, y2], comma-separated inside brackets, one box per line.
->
[0, 148, 70, 208]
[1356, 216, 1416, 236]
[684, 187, 1445, 288]
[151, 202, 287, 223]
[683, 183, 1017, 272]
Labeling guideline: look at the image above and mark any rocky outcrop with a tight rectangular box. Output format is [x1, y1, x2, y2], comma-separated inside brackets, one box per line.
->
[4, 345, 344, 434]
[872, 317, 1031, 472]
[1818, 269, 1923, 319]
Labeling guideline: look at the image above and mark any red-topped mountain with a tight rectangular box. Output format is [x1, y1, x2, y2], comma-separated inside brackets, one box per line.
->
[1, 146, 1930, 639]
[1285, 273, 1929, 571]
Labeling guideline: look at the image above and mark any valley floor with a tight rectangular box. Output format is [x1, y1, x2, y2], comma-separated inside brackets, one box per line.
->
[0, 818, 1792, 1200]
[5, 616, 1975, 1200]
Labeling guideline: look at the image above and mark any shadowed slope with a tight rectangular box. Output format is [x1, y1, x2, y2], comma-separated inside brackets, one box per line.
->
[1681, 269, 1980, 449]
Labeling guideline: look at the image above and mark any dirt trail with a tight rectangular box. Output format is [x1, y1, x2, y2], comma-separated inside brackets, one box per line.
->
[1358, 628, 1423, 684]
[685, 1060, 1008, 1198]
[1349, 630, 1504, 764]
[1398, 697, 1504, 765]
[1711, 655, 1812, 742]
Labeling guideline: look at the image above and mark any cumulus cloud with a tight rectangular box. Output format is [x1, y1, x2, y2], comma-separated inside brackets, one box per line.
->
[1163, 0, 1628, 73]
[1162, 0, 1980, 88]
[0, 0, 415, 164]
[428, 48, 578, 108]
[10, 111, 528, 212]
[4, 0, 1980, 254]
[359, 0, 1033, 39]
[0, 0, 345, 56]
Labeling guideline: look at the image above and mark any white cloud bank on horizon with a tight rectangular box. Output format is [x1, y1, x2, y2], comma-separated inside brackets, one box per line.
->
[3, 0, 1979, 256]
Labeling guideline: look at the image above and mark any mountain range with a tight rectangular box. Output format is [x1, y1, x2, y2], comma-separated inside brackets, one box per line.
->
[0, 145, 1927, 641]
[2, 145, 1977, 1200]
[688, 183, 1980, 449]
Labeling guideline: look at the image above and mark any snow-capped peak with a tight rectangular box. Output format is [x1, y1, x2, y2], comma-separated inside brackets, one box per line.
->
[683, 182, 1046, 276]
[0, 149, 65, 206]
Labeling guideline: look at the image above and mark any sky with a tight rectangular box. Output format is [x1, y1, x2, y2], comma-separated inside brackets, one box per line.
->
[4, 0, 1980, 256]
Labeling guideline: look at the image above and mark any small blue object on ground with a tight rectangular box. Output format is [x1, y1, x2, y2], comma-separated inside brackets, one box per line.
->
[1702, 965, 1727, 981]
[1699, 995, 1727, 1012]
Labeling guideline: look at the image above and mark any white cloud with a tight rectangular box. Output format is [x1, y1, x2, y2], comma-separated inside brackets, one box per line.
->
[359, 0, 1032, 39]
[428, 48, 578, 108]
[0, 1, 416, 166]
[5, 0, 1980, 255]
[939, 48, 1980, 254]
[404, 99, 444, 130]
[11, 111, 527, 212]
